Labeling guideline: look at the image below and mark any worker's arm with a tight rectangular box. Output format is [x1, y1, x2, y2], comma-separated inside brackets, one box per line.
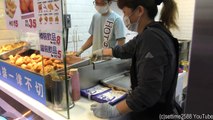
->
[116, 38, 125, 46]
[76, 35, 93, 56]
[81, 35, 93, 51]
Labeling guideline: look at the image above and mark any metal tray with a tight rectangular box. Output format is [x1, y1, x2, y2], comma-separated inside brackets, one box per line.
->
[56, 58, 91, 73]
[0, 45, 29, 60]
[2, 48, 91, 79]
[100, 71, 131, 92]
[3, 57, 91, 80]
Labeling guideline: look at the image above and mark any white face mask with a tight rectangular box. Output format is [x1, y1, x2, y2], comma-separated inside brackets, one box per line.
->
[123, 9, 141, 32]
[95, 4, 109, 14]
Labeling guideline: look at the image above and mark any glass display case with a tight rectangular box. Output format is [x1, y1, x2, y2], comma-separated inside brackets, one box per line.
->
[0, 0, 75, 119]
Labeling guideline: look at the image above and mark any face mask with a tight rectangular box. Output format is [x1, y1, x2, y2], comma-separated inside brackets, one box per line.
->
[95, 4, 109, 14]
[123, 9, 141, 32]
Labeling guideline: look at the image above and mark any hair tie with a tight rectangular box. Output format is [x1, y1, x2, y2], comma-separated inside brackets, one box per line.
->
[155, 0, 163, 5]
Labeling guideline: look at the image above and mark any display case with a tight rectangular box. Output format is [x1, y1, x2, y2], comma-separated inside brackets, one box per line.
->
[0, 0, 76, 119]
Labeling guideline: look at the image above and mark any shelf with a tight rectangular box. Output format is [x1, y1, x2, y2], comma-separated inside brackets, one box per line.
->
[0, 80, 66, 120]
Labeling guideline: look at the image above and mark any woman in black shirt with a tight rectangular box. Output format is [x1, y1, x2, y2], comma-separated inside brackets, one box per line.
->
[91, 0, 179, 119]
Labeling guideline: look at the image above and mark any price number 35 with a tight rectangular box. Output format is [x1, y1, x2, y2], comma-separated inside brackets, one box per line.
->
[25, 19, 36, 28]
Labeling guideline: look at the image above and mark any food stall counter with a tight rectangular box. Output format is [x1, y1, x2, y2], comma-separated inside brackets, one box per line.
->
[0, 80, 107, 120]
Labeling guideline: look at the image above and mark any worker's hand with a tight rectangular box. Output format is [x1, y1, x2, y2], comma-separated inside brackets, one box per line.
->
[76, 48, 84, 56]
[92, 49, 103, 57]
[90, 103, 120, 119]
[66, 55, 82, 64]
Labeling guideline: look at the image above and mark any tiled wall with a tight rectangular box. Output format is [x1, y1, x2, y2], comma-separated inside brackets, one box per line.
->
[66, 0, 96, 56]
[0, 0, 195, 55]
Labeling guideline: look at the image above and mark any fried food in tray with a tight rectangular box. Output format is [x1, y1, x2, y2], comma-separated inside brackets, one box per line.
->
[7, 49, 88, 76]
[0, 41, 29, 59]
[9, 53, 64, 76]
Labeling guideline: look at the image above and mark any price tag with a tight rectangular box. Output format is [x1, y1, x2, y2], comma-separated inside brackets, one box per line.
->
[39, 31, 63, 60]
[19, 0, 37, 32]
[25, 18, 37, 28]
[9, 20, 19, 28]
[56, 35, 61, 45]
[4, 0, 21, 30]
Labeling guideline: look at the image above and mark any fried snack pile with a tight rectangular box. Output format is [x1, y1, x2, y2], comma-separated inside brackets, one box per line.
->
[9, 54, 64, 75]
[0, 41, 28, 54]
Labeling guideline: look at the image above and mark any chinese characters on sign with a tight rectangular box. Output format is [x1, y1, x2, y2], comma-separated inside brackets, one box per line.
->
[0, 62, 46, 105]
[2, 67, 7, 79]
[4, 0, 63, 32]
[4, 0, 37, 32]
[36, 0, 63, 60]
[25, 76, 32, 91]
[4, 0, 64, 60]
[16, 73, 22, 86]
[35, 81, 44, 98]
[39, 32, 63, 60]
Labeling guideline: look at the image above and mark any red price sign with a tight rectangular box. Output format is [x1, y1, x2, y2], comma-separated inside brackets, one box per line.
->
[14, 20, 18, 27]
[25, 18, 37, 28]
[56, 36, 61, 45]
[9, 20, 18, 28]
[58, 50, 62, 59]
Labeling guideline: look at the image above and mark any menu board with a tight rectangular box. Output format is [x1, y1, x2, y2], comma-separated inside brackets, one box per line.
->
[4, 0, 64, 60]
[39, 31, 63, 60]
[36, 0, 63, 31]
[36, 0, 63, 59]
[19, 0, 37, 32]
[4, 0, 37, 32]
[4, 0, 63, 32]
[4, 0, 21, 30]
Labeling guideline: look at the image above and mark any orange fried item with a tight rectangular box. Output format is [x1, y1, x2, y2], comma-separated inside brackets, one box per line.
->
[9, 54, 68, 75]
[23, 56, 31, 64]
[21, 64, 27, 69]
[15, 57, 24, 66]
[44, 59, 53, 66]
[54, 59, 62, 64]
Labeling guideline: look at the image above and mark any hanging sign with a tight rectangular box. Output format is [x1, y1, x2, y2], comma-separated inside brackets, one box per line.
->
[36, 0, 63, 31]
[4, 0, 21, 30]
[0, 61, 46, 105]
[39, 31, 63, 60]
[19, 0, 37, 32]
[36, 0, 64, 60]
[4, 0, 38, 32]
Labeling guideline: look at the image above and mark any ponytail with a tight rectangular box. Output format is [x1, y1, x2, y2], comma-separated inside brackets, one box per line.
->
[160, 0, 179, 29]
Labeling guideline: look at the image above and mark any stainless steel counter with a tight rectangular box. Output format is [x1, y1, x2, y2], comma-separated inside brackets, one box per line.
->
[78, 58, 131, 89]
